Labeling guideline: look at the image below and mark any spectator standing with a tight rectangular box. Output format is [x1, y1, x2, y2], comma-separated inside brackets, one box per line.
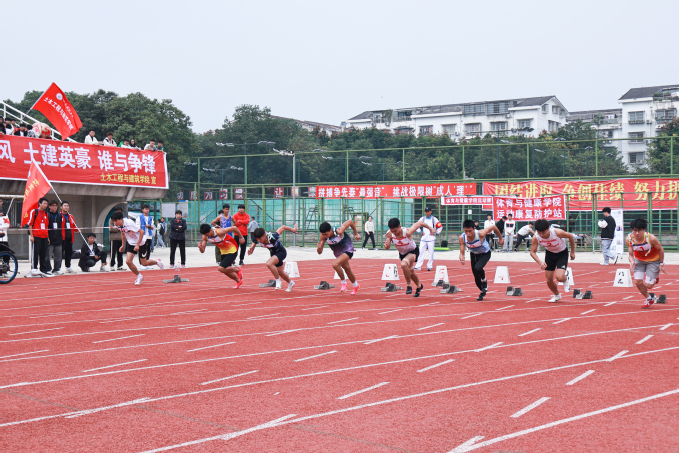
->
[103, 132, 116, 147]
[232, 204, 250, 266]
[362, 216, 376, 250]
[515, 222, 534, 252]
[144, 140, 157, 151]
[503, 213, 516, 253]
[129, 139, 140, 149]
[8, 119, 18, 134]
[0, 118, 5, 135]
[415, 206, 443, 271]
[483, 214, 496, 250]
[474, 220, 481, 230]
[248, 216, 259, 242]
[156, 141, 164, 152]
[84, 130, 99, 145]
[28, 198, 51, 276]
[155, 217, 166, 248]
[79, 233, 108, 272]
[599, 207, 618, 265]
[169, 210, 187, 270]
[211, 204, 232, 264]
[60, 201, 79, 274]
[13, 124, 29, 136]
[135, 204, 155, 266]
[495, 215, 506, 249]
[46, 200, 64, 275]
[109, 207, 125, 270]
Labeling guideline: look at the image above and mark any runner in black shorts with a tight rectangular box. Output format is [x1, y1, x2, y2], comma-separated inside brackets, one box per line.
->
[249, 224, 299, 292]
[384, 218, 434, 296]
[530, 219, 576, 303]
[318, 220, 361, 294]
[198, 224, 245, 288]
[111, 211, 164, 286]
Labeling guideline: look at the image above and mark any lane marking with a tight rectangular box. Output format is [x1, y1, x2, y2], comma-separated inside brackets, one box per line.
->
[201, 370, 259, 386]
[510, 397, 550, 418]
[364, 335, 398, 345]
[418, 302, 440, 307]
[418, 323, 445, 331]
[580, 309, 596, 315]
[636, 335, 653, 345]
[177, 322, 221, 330]
[379, 309, 403, 315]
[604, 302, 617, 307]
[9, 327, 64, 336]
[337, 382, 389, 400]
[187, 342, 236, 352]
[29, 312, 74, 319]
[607, 350, 628, 362]
[66, 397, 151, 419]
[660, 324, 673, 331]
[417, 359, 454, 373]
[92, 334, 145, 344]
[265, 330, 301, 336]
[496, 305, 514, 311]
[232, 302, 261, 307]
[566, 370, 595, 386]
[517, 328, 541, 337]
[294, 351, 337, 362]
[475, 342, 502, 352]
[624, 296, 634, 300]
[328, 318, 359, 324]
[301, 306, 328, 311]
[552, 318, 571, 325]
[460, 313, 483, 319]
[0, 350, 49, 359]
[170, 309, 208, 316]
[82, 359, 147, 373]
[525, 299, 540, 303]
[247, 313, 281, 320]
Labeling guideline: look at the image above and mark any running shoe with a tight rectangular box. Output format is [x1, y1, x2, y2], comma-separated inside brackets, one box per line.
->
[275, 281, 282, 290]
[655, 277, 660, 284]
[135, 274, 144, 286]
[350, 283, 360, 295]
[340, 282, 347, 292]
[234, 279, 244, 289]
[414, 284, 423, 297]
[405, 286, 413, 295]
[117, 267, 125, 271]
[237, 267, 243, 282]
[65, 268, 77, 274]
[156, 259, 164, 270]
[181, 265, 186, 269]
[548, 294, 561, 303]
[427, 268, 432, 271]
[286, 281, 295, 292]
[642, 297, 655, 309]
[477, 293, 485, 301]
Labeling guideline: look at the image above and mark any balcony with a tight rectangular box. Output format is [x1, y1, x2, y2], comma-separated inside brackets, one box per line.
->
[628, 119, 645, 124]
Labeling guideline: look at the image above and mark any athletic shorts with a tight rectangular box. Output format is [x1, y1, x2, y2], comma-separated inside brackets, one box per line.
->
[219, 252, 238, 268]
[399, 247, 419, 262]
[634, 259, 660, 284]
[270, 248, 287, 268]
[140, 239, 152, 260]
[343, 252, 354, 259]
[126, 243, 148, 256]
[545, 248, 569, 272]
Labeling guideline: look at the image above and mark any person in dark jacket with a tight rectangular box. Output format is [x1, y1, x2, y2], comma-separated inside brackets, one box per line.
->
[79, 233, 108, 272]
[46, 200, 64, 275]
[169, 210, 187, 269]
[109, 207, 125, 270]
[600, 207, 618, 265]
[494, 216, 506, 251]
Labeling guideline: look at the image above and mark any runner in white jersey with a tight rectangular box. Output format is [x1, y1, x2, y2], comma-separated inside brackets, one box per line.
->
[459, 219, 504, 301]
[110, 211, 164, 286]
[384, 218, 435, 297]
[530, 219, 576, 302]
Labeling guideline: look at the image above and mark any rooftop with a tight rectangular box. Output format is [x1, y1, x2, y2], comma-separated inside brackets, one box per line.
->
[619, 84, 679, 101]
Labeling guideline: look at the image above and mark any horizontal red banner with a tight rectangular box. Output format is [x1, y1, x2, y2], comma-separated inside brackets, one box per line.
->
[314, 183, 476, 199]
[492, 195, 566, 221]
[441, 196, 493, 205]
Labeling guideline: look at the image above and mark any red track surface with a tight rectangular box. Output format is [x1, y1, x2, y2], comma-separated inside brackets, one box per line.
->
[1, 258, 678, 452]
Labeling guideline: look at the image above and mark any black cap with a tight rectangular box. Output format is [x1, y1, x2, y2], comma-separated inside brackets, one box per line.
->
[425, 206, 432, 212]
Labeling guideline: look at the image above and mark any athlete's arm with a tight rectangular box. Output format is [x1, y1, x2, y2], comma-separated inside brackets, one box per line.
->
[210, 215, 221, 227]
[221, 226, 245, 244]
[529, 234, 545, 269]
[555, 228, 576, 260]
[119, 231, 126, 253]
[384, 232, 392, 250]
[198, 235, 208, 253]
[339, 219, 360, 241]
[407, 221, 434, 237]
[649, 234, 666, 273]
[458, 235, 466, 265]
[247, 241, 257, 255]
[627, 242, 635, 272]
[135, 230, 144, 250]
[480, 225, 504, 246]
[317, 237, 327, 254]
[276, 224, 298, 235]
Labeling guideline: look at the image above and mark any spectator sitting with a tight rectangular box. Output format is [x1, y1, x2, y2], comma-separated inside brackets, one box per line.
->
[144, 140, 157, 151]
[13, 124, 29, 136]
[119, 139, 132, 149]
[129, 139, 140, 149]
[156, 140, 164, 152]
[79, 233, 108, 272]
[103, 132, 116, 147]
[84, 130, 99, 145]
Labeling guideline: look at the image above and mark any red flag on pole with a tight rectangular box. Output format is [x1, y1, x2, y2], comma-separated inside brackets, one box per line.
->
[30, 83, 83, 140]
[21, 160, 52, 226]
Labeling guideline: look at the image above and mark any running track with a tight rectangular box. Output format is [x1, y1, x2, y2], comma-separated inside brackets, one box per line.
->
[1, 258, 678, 452]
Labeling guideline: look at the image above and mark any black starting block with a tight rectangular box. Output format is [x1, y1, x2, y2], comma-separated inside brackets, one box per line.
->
[506, 286, 523, 296]
[163, 274, 189, 283]
[313, 280, 336, 290]
[572, 289, 581, 298]
[259, 279, 276, 288]
[440, 285, 462, 294]
[432, 279, 448, 287]
[657, 294, 667, 304]
[575, 290, 593, 300]
[381, 282, 402, 292]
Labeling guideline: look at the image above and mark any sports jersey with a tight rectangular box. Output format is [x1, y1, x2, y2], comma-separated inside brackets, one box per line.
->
[628, 232, 660, 262]
[326, 228, 355, 258]
[461, 230, 490, 254]
[119, 218, 142, 245]
[257, 232, 285, 255]
[536, 227, 567, 253]
[219, 214, 233, 237]
[207, 227, 238, 255]
[391, 227, 416, 254]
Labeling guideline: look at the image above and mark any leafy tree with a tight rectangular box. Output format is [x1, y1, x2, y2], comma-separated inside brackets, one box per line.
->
[647, 118, 679, 174]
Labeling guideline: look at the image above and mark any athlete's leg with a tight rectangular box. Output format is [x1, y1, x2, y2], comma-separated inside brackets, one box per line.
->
[406, 254, 420, 287]
[471, 251, 491, 291]
[218, 265, 240, 282]
[554, 268, 567, 283]
[126, 252, 139, 275]
[332, 255, 347, 280]
[401, 255, 414, 286]
[545, 270, 559, 295]
[336, 254, 356, 283]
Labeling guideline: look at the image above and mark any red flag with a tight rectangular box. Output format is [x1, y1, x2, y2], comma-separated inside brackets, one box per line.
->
[30, 83, 83, 140]
[21, 160, 52, 226]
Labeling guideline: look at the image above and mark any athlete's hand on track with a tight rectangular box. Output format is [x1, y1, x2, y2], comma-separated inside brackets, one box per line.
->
[540, 261, 548, 270]
[248, 248, 253, 255]
[660, 263, 667, 274]
[459, 255, 465, 266]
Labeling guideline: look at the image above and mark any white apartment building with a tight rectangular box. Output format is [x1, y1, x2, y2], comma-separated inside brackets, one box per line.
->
[345, 96, 568, 139]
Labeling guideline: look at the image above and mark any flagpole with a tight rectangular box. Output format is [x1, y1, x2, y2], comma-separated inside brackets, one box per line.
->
[28, 83, 52, 112]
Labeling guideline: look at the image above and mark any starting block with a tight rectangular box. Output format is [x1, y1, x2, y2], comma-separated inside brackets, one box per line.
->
[284, 261, 300, 278]
[440, 285, 462, 294]
[494, 266, 511, 284]
[506, 286, 523, 296]
[259, 279, 276, 288]
[163, 275, 190, 283]
[314, 280, 336, 290]
[656, 294, 667, 304]
[573, 289, 593, 299]
[381, 282, 402, 292]
[431, 266, 449, 286]
[433, 279, 446, 287]
[381, 264, 400, 281]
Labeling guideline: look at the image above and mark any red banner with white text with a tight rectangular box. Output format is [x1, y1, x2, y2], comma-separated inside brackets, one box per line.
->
[493, 195, 566, 221]
[0, 135, 168, 189]
[316, 183, 476, 199]
[31, 83, 83, 139]
[484, 179, 679, 211]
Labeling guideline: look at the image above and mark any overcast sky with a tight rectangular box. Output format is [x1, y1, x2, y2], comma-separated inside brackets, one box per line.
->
[5, 0, 679, 133]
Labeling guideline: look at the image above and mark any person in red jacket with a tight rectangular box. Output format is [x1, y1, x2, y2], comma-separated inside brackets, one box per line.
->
[28, 198, 51, 276]
[232, 204, 250, 266]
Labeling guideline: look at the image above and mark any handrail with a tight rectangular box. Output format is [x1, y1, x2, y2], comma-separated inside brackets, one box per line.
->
[1, 101, 77, 142]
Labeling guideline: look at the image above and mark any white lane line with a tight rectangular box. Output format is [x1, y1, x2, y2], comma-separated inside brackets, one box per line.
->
[364, 335, 398, 345]
[265, 330, 301, 336]
[660, 324, 673, 331]
[461, 313, 483, 319]
[496, 305, 514, 311]
[510, 397, 550, 418]
[418, 302, 440, 307]
[475, 342, 503, 352]
[552, 318, 571, 325]
[517, 328, 541, 337]
[29, 312, 74, 319]
[337, 382, 389, 400]
[247, 313, 280, 320]
[301, 306, 328, 310]
[417, 359, 454, 373]
[201, 370, 259, 386]
[418, 323, 445, 331]
[177, 322, 221, 330]
[604, 302, 617, 307]
[525, 299, 540, 303]
[294, 350, 337, 362]
[328, 318, 359, 324]
[607, 350, 628, 362]
[9, 327, 64, 336]
[100, 316, 148, 324]
[92, 334, 145, 344]
[636, 335, 653, 345]
[66, 397, 151, 418]
[624, 296, 634, 300]
[232, 302, 261, 307]
[566, 370, 595, 386]
[0, 350, 49, 359]
[82, 359, 147, 373]
[379, 309, 403, 315]
[171, 309, 207, 316]
[187, 342, 236, 352]
[580, 309, 596, 315]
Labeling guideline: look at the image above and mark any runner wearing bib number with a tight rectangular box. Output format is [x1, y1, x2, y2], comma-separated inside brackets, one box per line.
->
[249, 224, 299, 292]
[198, 223, 245, 288]
[459, 219, 504, 301]
[318, 220, 361, 294]
[530, 219, 576, 303]
[384, 218, 435, 297]
[627, 218, 666, 309]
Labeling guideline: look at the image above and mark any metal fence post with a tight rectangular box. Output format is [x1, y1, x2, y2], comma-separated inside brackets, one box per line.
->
[526, 143, 530, 179]
[671, 136, 674, 175]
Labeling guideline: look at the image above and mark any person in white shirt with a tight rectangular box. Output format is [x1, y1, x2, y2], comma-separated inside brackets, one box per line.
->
[415, 207, 443, 271]
[84, 130, 99, 145]
[503, 213, 516, 253]
[515, 222, 534, 252]
[483, 214, 496, 250]
[362, 216, 376, 250]
[103, 132, 116, 147]
[135, 205, 158, 268]
[144, 140, 157, 151]
[110, 211, 164, 285]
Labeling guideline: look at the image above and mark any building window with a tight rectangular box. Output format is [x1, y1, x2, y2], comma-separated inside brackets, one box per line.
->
[656, 109, 677, 122]
[517, 119, 532, 129]
[542, 105, 549, 114]
[629, 132, 645, 143]
[598, 130, 613, 139]
[628, 111, 645, 124]
[628, 152, 645, 164]
[552, 106, 560, 114]
[442, 124, 457, 136]
[463, 104, 486, 116]
[419, 125, 433, 136]
[486, 101, 509, 115]
[465, 123, 481, 134]
[548, 120, 561, 132]
[490, 122, 507, 131]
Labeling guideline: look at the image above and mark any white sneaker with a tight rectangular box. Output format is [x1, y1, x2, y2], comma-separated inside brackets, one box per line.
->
[286, 281, 295, 292]
[564, 278, 570, 292]
[549, 294, 561, 303]
[100, 266, 108, 272]
[156, 259, 165, 270]
[414, 267, 421, 271]
[65, 268, 77, 274]
[135, 274, 144, 286]
[31, 269, 42, 276]
[275, 281, 282, 290]
[42, 272, 54, 278]
[600, 262, 609, 266]
[53, 270, 64, 276]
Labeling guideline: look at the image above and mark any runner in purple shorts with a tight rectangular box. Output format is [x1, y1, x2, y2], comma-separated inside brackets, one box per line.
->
[318, 220, 361, 294]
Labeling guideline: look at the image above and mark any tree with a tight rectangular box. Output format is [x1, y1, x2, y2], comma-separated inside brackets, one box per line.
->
[647, 118, 679, 174]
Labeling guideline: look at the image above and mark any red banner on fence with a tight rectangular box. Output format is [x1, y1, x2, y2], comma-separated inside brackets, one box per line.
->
[441, 196, 493, 206]
[0, 135, 168, 189]
[492, 195, 566, 221]
[316, 183, 476, 199]
[484, 179, 679, 211]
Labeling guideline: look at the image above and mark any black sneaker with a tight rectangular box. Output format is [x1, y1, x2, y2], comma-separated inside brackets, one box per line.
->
[414, 284, 423, 297]
[239, 261, 244, 266]
[405, 286, 413, 295]
[477, 293, 485, 301]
